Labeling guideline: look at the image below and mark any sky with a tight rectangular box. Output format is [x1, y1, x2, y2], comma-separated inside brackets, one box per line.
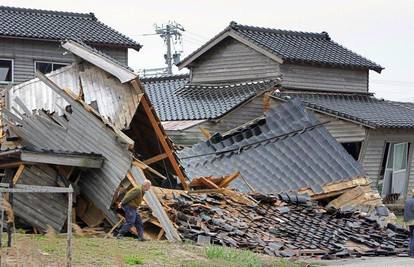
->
[2, 0, 413, 101]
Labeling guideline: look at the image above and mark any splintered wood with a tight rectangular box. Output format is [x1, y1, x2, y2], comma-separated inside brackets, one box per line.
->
[146, 190, 409, 258]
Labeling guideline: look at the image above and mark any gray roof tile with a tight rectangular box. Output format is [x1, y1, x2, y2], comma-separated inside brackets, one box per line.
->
[273, 92, 414, 128]
[143, 75, 277, 120]
[180, 22, 383, 72]
[179, 100, 365, 194]
[0, 6, 141, 50]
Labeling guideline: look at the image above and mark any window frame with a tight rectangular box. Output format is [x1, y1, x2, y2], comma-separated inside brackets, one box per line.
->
[0, 58, 14, 84]
[34, 60, 70, 74]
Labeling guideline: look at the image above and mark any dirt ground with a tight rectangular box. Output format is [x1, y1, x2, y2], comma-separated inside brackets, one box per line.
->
[0, 234, 304, 267]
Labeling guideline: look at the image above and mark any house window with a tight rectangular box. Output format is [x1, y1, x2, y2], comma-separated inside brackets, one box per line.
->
[379, 142, 410, 200]
[0, 59, 13, 83]
[341, 142, 362, 160]
[35, 61, 68, 74]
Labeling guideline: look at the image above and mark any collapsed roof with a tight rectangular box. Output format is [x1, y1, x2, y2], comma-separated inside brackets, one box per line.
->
[1, 39, 186, 233]
[143, 75, 278, 121]
[178, 21, 383, 73]
[180, 100, 366, 194]
[0, 6, 141, 50]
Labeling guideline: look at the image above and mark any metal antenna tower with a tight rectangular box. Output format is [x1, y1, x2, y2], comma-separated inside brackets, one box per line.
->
[154, 21, 185, 75]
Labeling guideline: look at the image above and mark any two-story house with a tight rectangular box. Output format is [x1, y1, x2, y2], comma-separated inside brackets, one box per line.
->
[145, 22, 414, 201]
[0, 6, 141, 88]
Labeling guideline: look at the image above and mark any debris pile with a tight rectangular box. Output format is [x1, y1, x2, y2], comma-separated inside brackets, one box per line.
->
[151, 190, 409, 258]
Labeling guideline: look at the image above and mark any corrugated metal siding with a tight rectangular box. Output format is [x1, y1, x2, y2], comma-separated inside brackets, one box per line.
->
[12, 164, 68, 231]
[6, 91, 133, 223]
[0, 38, 128, 85]
[191, 37, 280, 83]
[360, 128, 414, 197]
[280, 64, 368, 93]
[167, 95, 266, 146]
[8, 62, 139, 130]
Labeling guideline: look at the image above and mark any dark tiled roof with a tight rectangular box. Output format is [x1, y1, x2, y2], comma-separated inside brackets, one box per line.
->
[273, 92, 414, 128]
[180, 21, 383, 72]
[143, 75, 277, 121]
[180, 100, 365, 194]
[0, 6, 141, 50]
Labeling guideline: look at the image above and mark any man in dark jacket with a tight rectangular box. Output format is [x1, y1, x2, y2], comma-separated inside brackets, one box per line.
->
[404, 189, 414, 256]
[117, 180, 151, 240]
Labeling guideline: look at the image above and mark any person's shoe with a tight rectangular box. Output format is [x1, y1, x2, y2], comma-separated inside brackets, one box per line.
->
[136, 236, 148, 241]
[116, 233, 124, 239]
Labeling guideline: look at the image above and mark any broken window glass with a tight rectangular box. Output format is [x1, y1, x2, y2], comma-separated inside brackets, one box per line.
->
[35, 61, 68, 74]
[0, 59, 13, 83]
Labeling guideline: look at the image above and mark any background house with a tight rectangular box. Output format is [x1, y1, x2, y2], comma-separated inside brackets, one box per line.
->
[149, 21, 414, 201]
[0, 6, 141, 87]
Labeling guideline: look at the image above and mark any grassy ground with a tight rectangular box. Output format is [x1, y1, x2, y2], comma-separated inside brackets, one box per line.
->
[0, 234, 308, 267]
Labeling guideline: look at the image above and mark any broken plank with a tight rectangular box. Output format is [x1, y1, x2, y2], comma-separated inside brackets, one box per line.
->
[12, 164, 25, 185]
[132, 160, 167, 180]
[218, 172, 240, 188]
[130, 165, 181, 242]
[199, 177, 220, 189]
[143, 153, 168, 165]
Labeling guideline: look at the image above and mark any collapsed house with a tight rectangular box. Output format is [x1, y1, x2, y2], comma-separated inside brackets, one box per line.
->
[144, 189, 409, 257]
[180, 100, 367, 196]
[0, 39, 185, 238]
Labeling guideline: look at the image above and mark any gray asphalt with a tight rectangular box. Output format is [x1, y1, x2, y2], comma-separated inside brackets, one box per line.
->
[318, 257, 414, 267]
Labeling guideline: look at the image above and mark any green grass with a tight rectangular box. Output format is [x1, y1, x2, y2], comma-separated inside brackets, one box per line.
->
[204, 245, 262, 267]
[123, 254, 144, 265]
[0, 234, 307, 266]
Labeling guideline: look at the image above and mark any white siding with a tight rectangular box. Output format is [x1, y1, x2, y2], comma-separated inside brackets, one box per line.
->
[280, 64, 368, 93]
[191, 37, 280, 83]
[360, 129, 414, 197]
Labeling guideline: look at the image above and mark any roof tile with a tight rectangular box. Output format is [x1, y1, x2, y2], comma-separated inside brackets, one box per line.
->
[0, 6, 141, 50]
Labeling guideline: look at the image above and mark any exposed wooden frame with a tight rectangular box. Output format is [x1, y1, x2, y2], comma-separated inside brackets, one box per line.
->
[20, 151, 104, 168]
[138, 95, 189, 190]
[132, 160, 167, 180]
[143, 153, 168, 165]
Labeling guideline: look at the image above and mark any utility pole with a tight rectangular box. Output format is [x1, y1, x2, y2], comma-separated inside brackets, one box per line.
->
[155, 21, 185, 75]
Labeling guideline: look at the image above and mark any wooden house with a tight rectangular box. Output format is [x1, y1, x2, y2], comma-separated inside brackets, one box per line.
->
[0, 6, 140, 87]
[146, 22, 414, 201]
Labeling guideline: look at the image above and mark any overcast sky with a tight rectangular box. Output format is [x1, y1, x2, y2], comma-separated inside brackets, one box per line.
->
[3, 0, 413, 101]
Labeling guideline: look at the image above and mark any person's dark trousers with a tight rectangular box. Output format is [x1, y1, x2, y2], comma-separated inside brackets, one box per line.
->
[409, 225, 414, 256]
[118, 205, 144, 237]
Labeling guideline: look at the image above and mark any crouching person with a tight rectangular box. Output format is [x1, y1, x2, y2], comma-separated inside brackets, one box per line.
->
[117, 180, 152, 241]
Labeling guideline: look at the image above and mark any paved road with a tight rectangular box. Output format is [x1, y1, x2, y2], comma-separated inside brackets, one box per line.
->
[318, 257, 414, 267]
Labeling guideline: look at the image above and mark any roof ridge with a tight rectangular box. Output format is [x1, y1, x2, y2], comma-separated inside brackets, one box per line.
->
[0, 5, 95, 20]
[230, 21, 329, 39]
[141, 74, 190, 83]
[186, 79, 278, 89]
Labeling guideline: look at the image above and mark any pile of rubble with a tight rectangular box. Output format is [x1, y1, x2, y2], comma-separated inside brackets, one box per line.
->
[151, 190, 409, 258]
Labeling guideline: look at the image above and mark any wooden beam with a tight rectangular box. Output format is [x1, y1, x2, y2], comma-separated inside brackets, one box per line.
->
[187, 188, 227, 194]
[132, 160, 167, 180]
[218, 172, 240, 188]
[143, 153, 168, 165]
[12, 164, 25, 185]
[139, 96, 188, 190]
[199, 177, 220, 189]
[0, 161, 24, 169]
[20, 151, 103, 168]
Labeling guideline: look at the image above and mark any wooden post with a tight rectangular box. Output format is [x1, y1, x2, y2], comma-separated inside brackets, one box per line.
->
[67, 185, 73, 267]
[7, 170, 13, 247]
[140, 97, 189, 190]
